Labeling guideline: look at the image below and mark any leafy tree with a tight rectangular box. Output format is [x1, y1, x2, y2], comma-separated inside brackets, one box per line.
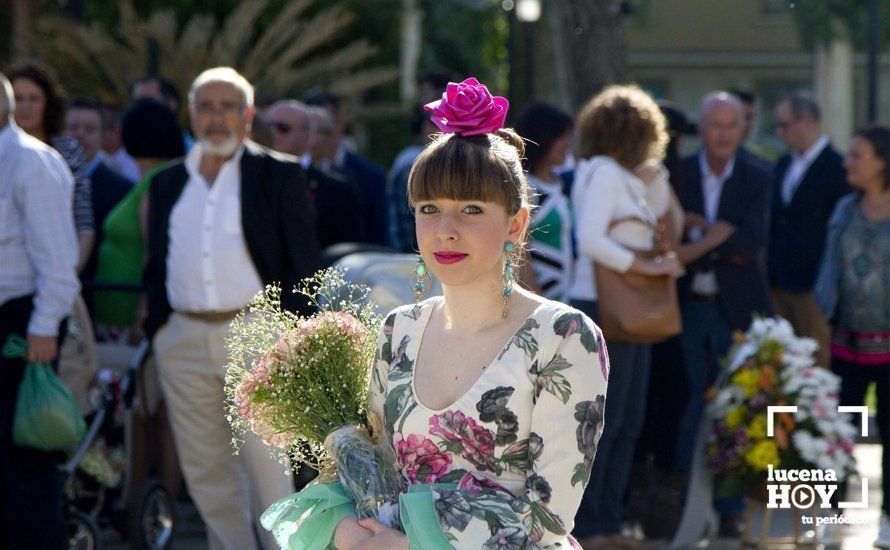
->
[790, 0, 890, 49]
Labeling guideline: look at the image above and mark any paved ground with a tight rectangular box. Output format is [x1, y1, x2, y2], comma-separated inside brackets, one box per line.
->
[99, 444, 883, 549]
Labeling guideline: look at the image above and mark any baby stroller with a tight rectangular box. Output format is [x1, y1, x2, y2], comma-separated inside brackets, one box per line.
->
[59, 294, 175, 550]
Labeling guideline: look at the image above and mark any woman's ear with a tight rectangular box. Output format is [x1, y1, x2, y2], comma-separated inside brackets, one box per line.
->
[508, 207, 530, 241]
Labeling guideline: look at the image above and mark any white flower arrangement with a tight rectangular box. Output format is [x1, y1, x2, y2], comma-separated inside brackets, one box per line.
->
[707, 316, 858, 497]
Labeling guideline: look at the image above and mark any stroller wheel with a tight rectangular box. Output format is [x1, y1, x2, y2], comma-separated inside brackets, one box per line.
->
[67, 509, 99, 550]
[128, 478, 174, 550]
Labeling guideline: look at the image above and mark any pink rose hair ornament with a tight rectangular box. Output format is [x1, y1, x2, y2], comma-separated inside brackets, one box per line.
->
[424, 77, 509, 136]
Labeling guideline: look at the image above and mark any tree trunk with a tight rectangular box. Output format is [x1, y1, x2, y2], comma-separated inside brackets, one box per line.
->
[10, 0, 31, 64]
[400, 0, 423, 102]
[548, 0, 629, 110]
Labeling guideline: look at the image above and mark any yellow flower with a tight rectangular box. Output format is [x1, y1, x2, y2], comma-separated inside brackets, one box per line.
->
[747, 415, 767, 440]
[732, 368, 761, 397]
[745, 440, 779, 471]
[725, 406, 746, 428]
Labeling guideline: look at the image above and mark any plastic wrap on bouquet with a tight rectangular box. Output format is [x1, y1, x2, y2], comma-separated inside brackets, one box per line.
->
[325, 425, 403, 529]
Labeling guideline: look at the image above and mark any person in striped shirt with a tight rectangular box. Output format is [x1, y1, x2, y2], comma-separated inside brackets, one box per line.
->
[514, 102, 576, 302]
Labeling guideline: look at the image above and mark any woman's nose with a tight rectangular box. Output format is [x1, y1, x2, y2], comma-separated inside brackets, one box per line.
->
[435, 214, 459, 241]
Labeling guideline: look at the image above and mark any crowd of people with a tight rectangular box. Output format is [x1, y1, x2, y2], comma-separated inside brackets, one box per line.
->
[0, 61, 887, 550]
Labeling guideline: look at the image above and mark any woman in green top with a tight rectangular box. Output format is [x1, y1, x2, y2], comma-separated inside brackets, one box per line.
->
[513, 102, 576, 302]
[93, 99, 185, 341]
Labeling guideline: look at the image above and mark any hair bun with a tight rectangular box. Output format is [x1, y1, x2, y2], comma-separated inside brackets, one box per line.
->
[496, 128, 526, 157]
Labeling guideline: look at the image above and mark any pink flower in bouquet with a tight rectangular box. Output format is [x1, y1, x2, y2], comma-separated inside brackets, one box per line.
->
[429, 411, 496, 472]
[252, 411, 292, 448]
[458, 471, 513, 496]
[394, 433, 453, 483]
[251, 356, 273, 385]
[271, 328, 307, 362]
[296, 311, 367, 347]
[424, 77, 509, 136]
[235, 379, 255, 418]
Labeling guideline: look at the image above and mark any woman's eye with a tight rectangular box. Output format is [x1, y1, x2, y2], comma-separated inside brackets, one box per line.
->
[463, 205, 483, 214]
[418, 204, 438, 214]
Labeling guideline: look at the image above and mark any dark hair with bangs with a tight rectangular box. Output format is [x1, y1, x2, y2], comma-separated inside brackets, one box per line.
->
[407, 129, 530, 220]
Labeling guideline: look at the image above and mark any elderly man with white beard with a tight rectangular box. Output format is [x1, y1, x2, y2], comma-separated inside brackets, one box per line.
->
[143, 67, 321, 550]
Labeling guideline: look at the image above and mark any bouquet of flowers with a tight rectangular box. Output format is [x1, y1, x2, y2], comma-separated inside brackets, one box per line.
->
[225, 268, 403, 527]
[707, 317, 858, 499]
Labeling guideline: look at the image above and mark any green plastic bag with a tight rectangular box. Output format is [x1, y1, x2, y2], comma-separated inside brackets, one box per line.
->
[3, 334, 87, 451]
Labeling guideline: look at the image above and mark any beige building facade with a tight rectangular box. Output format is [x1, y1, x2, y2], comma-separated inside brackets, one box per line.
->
[625, 0, 890, 155]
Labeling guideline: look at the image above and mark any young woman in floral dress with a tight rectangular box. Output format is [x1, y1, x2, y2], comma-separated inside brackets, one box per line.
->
[327, 79, 610, 550]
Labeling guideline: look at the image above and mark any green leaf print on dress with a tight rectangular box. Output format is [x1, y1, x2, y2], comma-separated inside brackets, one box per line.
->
[497, 318, 540, 360]
[529, 355, 573, 404]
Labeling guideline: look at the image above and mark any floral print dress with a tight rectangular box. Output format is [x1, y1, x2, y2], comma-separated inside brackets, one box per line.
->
[370, 297, 610, 548]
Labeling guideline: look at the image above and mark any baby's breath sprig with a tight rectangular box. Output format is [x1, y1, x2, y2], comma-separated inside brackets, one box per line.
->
[224, 267, 382, 469]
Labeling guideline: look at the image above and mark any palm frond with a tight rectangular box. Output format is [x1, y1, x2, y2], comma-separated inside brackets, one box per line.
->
[329, 67, 400, 98]
[267, 40, 378, 94]
[35, 0, 394, 106]
[208, 0, 266, 65]
[268, 6, 356, 71]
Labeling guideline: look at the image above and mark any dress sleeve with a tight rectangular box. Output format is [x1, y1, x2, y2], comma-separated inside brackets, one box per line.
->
[400, 309, 610, 548]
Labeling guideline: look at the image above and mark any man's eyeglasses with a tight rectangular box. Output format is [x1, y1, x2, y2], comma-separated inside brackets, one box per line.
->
[194, 102, 245, 116]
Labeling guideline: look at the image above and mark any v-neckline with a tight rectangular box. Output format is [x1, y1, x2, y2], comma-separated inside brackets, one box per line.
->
[410, 297, 548, 413]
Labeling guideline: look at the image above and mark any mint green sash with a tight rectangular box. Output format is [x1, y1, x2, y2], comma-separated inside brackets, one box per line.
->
[261, 482, 357, 549]
[262, 482, 456, 549]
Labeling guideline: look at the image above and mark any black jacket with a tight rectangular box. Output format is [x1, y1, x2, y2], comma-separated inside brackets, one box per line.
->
[768, 144, 849, 292]
[306, 164, 366, 248]
[144, 141, 321, 338]
[341, 151, 388, 246]
[678, 153, 774, 330]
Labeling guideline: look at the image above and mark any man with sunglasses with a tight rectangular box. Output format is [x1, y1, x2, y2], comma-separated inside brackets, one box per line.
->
[265, 100, 365, 248]
[143, 67, 320, 550]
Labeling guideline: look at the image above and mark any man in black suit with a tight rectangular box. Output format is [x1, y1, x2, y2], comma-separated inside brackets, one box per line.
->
[771, 94, 848, 369]
[265, 99, 365, 248]
[674, 92, 773, 531]
[144, 68, 320, 550]
[306, 91, 389, 246]
[64, 99, 134, 304]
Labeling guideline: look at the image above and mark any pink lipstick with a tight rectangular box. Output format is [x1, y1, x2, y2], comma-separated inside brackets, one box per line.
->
[433, 251, 469, 265]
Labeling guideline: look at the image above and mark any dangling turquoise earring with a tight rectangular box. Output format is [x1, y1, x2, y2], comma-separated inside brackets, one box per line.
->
[501, 242, 515, 318]
[410, 256, 432, 302]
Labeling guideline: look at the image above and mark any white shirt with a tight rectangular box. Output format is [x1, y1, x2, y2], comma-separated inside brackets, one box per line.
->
[568, 156, 671, 301]
[166, 143, 263, 313]
[0, 122, 80, 335]
[781, 134, 829, 205]
[105, 147, 141, 182]
[691, 151, 736, 295]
